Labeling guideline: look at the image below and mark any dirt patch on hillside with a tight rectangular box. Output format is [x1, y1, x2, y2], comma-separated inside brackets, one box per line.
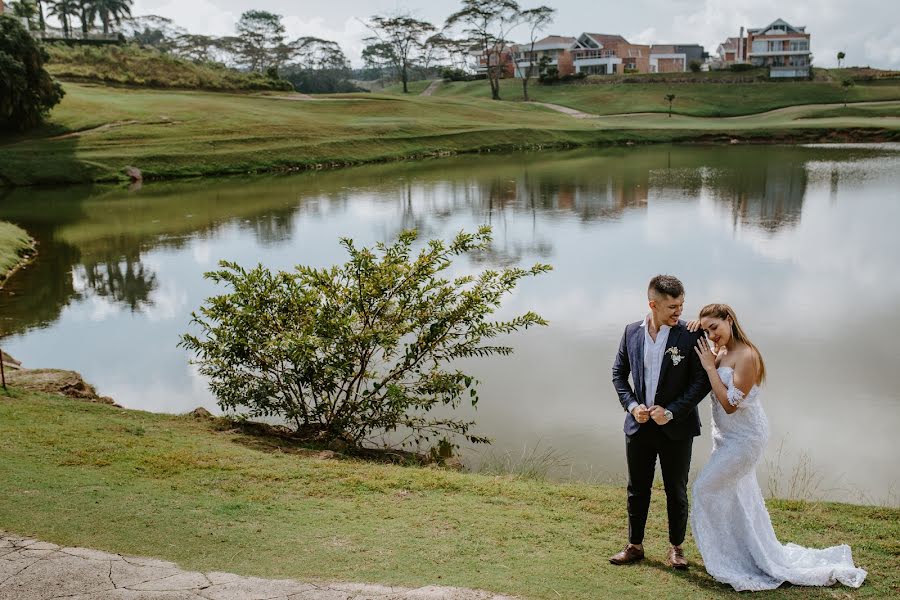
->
[5, 367, 120, 406]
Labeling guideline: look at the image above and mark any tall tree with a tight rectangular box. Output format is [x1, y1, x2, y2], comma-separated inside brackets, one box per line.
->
[87, 0, 131, 34]
[445, 0, 522, 100]
[837, 51, 845, 68]
[361, 41, 398, 81]
[364, 13, 436, 93]
[47, 0, 79, 36]
[0, 13, 65, 130]
[235, 10, 285, 73]
[77, 0, 93, 34]
[518, 5, 554, 101]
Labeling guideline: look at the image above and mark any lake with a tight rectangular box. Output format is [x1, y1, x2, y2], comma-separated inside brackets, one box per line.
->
[2, 144, 898, 505]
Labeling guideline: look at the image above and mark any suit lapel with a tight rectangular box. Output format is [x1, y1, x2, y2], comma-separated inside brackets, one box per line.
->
[656, 323, 682, 393]
[632, 323, 646, 404]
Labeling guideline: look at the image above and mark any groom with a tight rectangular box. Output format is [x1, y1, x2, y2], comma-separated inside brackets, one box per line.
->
[609, 275, 710, 569]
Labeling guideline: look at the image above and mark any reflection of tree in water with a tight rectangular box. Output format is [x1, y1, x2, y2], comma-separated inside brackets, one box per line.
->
[76, 252, 158, 312]
[707, 161, 807, 233]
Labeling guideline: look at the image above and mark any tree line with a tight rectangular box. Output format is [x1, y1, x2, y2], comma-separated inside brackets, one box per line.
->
[8, 0, 133, 36]
[362, 0, 556, 100]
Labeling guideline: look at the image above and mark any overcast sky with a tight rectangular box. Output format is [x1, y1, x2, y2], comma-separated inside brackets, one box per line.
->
[131, 0, 900, 69]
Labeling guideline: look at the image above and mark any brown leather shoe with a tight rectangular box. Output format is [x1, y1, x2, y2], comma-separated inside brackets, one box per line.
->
[666, 545, 688, 570]
[609, 544, 645, 565]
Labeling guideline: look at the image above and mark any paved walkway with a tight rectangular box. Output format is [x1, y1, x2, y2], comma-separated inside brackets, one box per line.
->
[420, 81, 443, 97]
[0, 533, 516, 600]
[526, 102, 599, 119]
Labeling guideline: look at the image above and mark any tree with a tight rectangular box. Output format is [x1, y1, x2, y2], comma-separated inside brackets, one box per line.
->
[841, 78, 854, 107]
[518, 5, 554, 101]
[446, 0, 523, 101]
[86, 0, 132, 34]
[364, 13, 436, 94]
[235, 10, 285, 73]
[0, 14, 65, 131]
[361, 41, 397, 81]
[47, 0, 79, 36]
[283, 37, 356, 93]
[665, 93, 676, 117]
[76, 0, 93, 34]
[180, 228, 551, 451]
[837, 51, 845, 68]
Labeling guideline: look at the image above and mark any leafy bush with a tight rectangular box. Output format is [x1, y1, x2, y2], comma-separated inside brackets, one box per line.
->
[729, 62, 756, 72]
[441, 67, 472, 81]
[0, 15, 64, 131]
[689, 60, 702, 73]
[181, 228, 551, 451]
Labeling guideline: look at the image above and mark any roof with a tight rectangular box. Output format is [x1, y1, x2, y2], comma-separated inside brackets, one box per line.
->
[583, 33, 629, 47]
[530, 35, 576, 49]
[748, 18, 806, 35]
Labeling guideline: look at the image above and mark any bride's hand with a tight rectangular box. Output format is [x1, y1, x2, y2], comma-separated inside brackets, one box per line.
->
[686, 319, 702, 333]
[694, 337, 716, 371]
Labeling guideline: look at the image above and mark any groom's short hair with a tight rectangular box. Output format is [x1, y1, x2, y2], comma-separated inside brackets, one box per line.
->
[648, 275, 684, 300]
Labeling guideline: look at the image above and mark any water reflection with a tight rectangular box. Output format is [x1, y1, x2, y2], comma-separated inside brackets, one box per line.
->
[2, 144, 899, 504]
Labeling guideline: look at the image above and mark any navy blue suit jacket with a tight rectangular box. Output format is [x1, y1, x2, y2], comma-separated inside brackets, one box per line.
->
[612, 319, 711, 440]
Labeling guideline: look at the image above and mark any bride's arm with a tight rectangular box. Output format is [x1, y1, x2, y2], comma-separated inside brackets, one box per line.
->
[694, 341, 755, 414]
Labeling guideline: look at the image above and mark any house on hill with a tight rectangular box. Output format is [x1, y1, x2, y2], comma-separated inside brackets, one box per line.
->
[512, 35, 577, 77]
[746, 18, 812, 77]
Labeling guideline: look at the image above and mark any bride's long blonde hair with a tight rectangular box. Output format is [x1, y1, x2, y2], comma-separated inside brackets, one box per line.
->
[698, 303, 766, 385]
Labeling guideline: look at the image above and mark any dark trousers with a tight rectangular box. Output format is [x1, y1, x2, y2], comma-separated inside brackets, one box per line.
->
[625, 422, 693, 545]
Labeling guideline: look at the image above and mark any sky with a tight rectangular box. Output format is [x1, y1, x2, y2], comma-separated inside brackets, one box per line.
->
[130, 0, 900, 69]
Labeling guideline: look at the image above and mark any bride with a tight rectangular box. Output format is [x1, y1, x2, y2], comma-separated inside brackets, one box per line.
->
[687, 303, 867, 591]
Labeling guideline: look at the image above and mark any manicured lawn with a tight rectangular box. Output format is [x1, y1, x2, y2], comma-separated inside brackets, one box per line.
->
[381, 80, 435, 95]
[433, 78, 900, 117]
[0, 388, 897, 600]
[1, 83, 898, 186]
[0, 221, 33, 281]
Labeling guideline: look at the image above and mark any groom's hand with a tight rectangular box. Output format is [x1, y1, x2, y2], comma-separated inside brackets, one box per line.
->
[631, 405, 650, 424]
[649, 405, 669, 425]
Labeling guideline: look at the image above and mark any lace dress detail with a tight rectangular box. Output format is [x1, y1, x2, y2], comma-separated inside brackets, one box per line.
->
[690, 367, 867, 591]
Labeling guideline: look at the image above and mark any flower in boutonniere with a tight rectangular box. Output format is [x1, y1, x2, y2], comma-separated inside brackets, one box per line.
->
[666, 346, 684, 365]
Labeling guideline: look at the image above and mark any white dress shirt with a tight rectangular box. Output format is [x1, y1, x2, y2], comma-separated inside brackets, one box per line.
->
[627, 315, 671, 414]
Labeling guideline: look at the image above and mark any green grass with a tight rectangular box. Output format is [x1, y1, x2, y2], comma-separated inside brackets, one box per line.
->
[798, 105, 900, 119]
[434, 77, 900, 117]
[0, 221, 33, 282]
[0, 388, 896, 599]
[1, 82, 898, 186]
[45, 43, 293, 91]
[381, 80, 435, 95]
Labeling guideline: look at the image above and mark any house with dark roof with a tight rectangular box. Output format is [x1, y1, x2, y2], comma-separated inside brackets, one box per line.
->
[746, 18, 812, 77]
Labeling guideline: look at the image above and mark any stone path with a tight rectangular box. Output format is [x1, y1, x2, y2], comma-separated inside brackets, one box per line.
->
[526, 102, 599, 119]
[420, 81, 443, 97]
[0, 533, 517, 600]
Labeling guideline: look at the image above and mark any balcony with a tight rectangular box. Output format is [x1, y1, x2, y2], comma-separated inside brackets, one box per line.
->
[573, 49, 618, 60]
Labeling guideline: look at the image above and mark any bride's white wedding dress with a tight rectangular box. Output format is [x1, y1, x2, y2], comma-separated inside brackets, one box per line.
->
[690, 366, 867, 591]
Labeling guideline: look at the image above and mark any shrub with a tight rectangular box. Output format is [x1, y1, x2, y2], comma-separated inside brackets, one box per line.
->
[729, 62, 755, 72]
[0, 15, 64, 131]
[180, 228, 551, 451]
[689, 60, 702, 73]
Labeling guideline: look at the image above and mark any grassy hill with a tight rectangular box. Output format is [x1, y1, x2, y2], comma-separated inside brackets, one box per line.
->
[433, 76, 900, 117]
[0, 221, 33, 284]
[0, 388, 897, 600]
[1, 80, 899, 186]
[45, 44, 293, 91]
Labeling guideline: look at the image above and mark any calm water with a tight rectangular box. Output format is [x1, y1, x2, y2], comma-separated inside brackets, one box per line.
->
[2, 145, 899, 505]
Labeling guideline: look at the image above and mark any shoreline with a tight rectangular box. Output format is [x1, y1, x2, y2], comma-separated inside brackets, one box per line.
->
[0, 225, 36, 289]
[3, 127, 898, 189]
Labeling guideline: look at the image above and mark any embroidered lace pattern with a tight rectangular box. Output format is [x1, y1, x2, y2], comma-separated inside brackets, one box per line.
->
[690, 367, 867, 591]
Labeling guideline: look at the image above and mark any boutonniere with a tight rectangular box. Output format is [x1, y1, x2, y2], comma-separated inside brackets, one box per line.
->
[666, 346, 684, 365]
